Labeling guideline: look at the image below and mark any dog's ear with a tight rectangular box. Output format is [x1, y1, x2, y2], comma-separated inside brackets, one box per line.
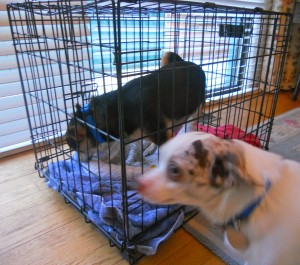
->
[161, 52, 183, 67]
[68, 103, 83, 122]
[75, 124, 86, 141]
[90, 98, 95, 112]
[66, 122, 86, 150]
[76, 103, 81, 112]
[210, 152, 246, 188]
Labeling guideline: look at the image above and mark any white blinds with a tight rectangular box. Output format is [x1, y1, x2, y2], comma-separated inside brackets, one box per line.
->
[0, 0, 31, 157]
[0, 0, 89, 158]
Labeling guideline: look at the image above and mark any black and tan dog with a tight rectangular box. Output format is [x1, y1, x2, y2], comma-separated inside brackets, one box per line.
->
[66, 52, 206, 161]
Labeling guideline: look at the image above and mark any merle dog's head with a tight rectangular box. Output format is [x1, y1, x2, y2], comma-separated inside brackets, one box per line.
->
[136, 132, 259, 224]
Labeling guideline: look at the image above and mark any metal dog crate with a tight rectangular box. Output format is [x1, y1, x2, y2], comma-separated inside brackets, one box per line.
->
[8, 0, 292, 263]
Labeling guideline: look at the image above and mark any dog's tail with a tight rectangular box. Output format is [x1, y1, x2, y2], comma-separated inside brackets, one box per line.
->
[161, 51, 183, 67]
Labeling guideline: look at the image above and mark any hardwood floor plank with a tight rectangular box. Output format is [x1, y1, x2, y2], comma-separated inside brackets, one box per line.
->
[139, 229, 224, 265]
[0, 196, 78, 254]
[139, 229, 195, 265]
[0, 172, 47, 206]
[62, 239, 128, 265]
[0, 186, 57, 220]
[158, 234, 223, 265]
[274, 91, 300, 115]
[0, 217, 127, 265]
[0, 150, 36, 183]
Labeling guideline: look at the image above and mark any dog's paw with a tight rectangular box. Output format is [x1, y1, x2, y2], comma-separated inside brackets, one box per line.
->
[143, 143, 157, 157]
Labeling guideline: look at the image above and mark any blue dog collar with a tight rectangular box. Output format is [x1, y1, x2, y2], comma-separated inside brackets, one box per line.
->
[81, 104, 105, 144]
[227, 179, 272, 228]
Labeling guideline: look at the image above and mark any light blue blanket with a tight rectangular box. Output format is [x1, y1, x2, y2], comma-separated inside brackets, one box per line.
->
[45, 151, 185, 255]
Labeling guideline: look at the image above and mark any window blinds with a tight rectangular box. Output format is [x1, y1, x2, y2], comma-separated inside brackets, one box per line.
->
[0, 0, 89, 157]
[0, 0, 31, 157]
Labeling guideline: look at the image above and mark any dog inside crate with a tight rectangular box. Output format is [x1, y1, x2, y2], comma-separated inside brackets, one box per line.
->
[65, 51, 206, 162]
[8, 0, 291, 263]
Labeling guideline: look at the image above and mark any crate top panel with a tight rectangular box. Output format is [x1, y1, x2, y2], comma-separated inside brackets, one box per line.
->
[7, 0, 292, 17]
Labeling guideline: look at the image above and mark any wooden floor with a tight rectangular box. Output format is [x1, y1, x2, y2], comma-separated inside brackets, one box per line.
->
[1, 91, 299, 265]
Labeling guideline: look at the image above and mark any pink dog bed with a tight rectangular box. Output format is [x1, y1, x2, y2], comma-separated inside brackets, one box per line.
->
[197, 124, 262, 148]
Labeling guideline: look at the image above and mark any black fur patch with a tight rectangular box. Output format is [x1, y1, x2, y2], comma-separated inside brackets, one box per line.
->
[189, 169, 195, 175]
[211, 155, 227, 184]
[166, 52, 183, 63]
[211, 152, 239, 187]
[66, 128, 79, 151]
[192, 140, 209, 167]
[223, 152, 238, 164]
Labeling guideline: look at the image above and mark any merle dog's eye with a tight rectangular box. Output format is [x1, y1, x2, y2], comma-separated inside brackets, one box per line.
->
[167, 161, 181, 181]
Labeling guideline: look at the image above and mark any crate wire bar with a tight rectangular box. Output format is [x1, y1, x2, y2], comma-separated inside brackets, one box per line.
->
[7, 1, 292, 264]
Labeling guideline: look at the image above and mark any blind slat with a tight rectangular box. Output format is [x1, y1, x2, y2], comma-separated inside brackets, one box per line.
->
[0, 38, 88, 56]
[0, 41, 15, 56]
[0, 113, 68, 138]
[0, 62, 91, 84]
[0, 11, 82, 27]
[1, 105, 28, 123]
[0, 94, 25, 111]
[2, 24, 86, 41]
[0, 118, 29, 137]
[0, 54, 19, 70]
[0, 81, 21, 97]
[0, 130, 31, 149]
[1, 27, 15, 42]
[0, 52, 90, 71]
[0, 85, 67, 111]
[0, 73, 85, 98]
[0, 101, 74, 124]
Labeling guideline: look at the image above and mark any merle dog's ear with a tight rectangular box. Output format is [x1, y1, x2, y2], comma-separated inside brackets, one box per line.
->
[210, 152, 245, 188]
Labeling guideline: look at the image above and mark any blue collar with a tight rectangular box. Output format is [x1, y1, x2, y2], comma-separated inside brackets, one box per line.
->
[227, 179, 271, 228]
[81, 104, 105, 143]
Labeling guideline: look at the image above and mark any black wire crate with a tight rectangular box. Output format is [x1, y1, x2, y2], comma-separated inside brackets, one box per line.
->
[8, 0, 292, 263]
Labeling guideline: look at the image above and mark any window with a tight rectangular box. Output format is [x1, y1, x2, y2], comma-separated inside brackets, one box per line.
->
[89, 7, 270, 99]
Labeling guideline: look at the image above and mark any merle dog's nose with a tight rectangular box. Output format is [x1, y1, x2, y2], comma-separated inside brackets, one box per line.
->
[136, 177, 154, 195]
